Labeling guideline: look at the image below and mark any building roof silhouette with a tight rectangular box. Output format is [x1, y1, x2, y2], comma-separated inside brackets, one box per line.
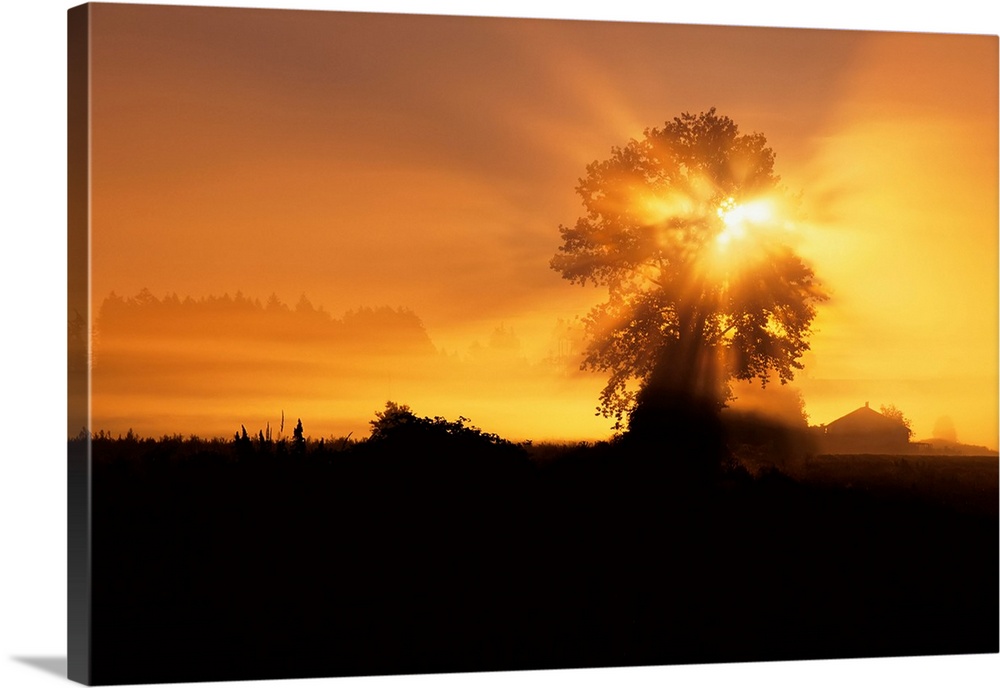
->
[825, 402, 908, 435]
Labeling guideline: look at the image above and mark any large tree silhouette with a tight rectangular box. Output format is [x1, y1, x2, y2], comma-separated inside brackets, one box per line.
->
[551, 109, 826, 443]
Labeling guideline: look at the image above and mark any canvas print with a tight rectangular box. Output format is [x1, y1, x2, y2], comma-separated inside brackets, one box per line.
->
[67, 3, 999, 685]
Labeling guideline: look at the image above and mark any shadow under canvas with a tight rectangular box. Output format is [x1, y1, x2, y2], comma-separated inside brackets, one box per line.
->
[12, 656, 68, 679]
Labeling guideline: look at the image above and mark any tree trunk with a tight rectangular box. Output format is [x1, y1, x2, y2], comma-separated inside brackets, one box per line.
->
[627, 321, 727, 476]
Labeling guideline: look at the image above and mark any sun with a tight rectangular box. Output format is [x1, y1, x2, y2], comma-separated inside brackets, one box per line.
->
[701, 196, 780, 279]
[715, 197, 773, 249]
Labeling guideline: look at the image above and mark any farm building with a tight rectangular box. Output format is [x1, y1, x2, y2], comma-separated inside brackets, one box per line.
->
[816, 402, 912, 454]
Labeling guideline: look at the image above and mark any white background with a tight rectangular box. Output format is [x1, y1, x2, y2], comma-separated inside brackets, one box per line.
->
[1, 1, 997, 687]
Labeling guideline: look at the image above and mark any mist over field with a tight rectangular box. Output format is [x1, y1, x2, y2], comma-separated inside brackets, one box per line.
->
[86, 290, 612, 441]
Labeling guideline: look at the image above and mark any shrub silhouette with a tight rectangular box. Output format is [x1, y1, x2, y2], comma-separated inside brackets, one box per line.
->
[368, 401, 523, 453]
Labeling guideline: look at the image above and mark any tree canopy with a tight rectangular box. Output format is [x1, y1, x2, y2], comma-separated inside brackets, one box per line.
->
[879, 404, 914, 439]
[551, 108, 826, 435]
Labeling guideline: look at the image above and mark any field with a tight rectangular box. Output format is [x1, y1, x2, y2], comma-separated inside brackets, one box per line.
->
[74, 423, 998, 685]
[792, 454, 998, 517]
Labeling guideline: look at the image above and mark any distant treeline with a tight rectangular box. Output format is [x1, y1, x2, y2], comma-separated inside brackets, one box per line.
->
[96, 289, 437, 352]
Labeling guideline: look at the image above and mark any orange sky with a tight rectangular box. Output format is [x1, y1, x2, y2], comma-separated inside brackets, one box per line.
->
[83, 4, 998, 448]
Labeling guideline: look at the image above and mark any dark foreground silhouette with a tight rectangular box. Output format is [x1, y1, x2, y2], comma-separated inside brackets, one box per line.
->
[74, 413, 998, 685]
